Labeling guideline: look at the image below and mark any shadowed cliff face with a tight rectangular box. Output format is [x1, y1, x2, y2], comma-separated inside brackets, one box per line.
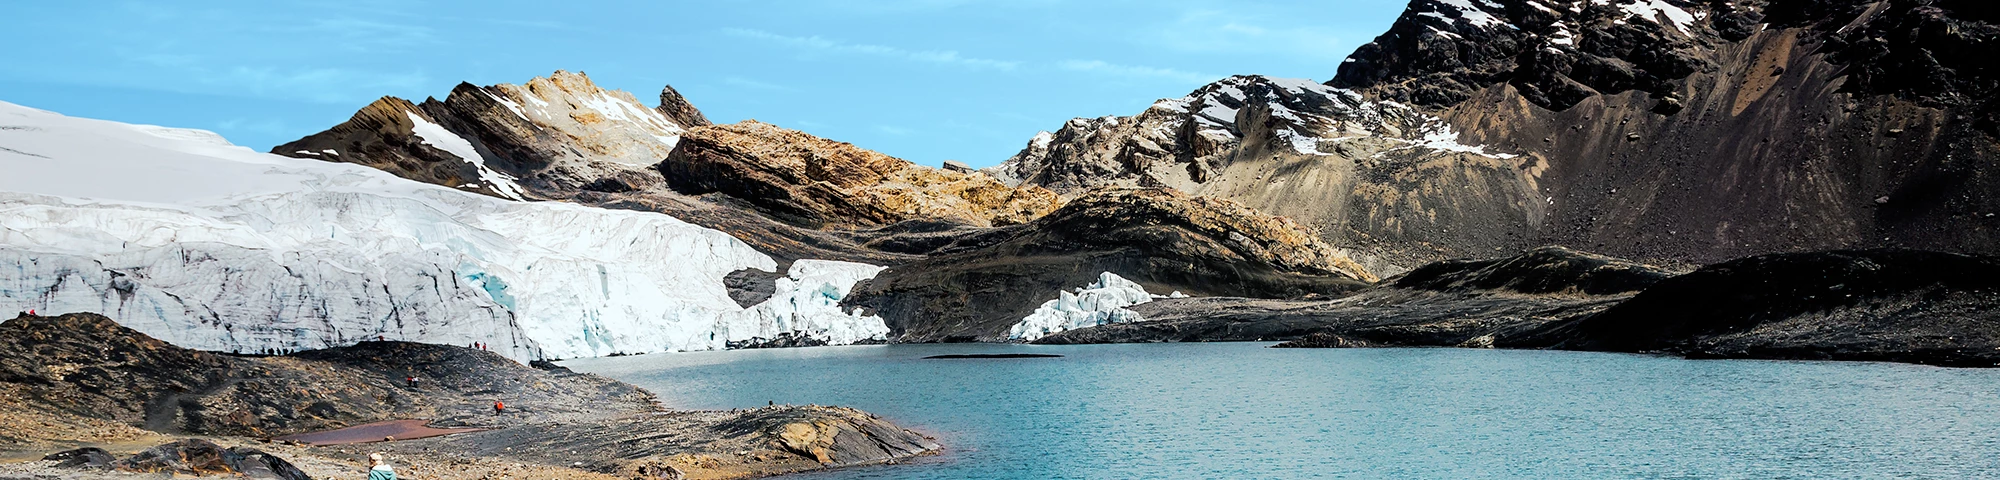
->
[846, 188, 1375, 342]
[1525, 249, 2000, 366]
[1331, 0, 2000, 264]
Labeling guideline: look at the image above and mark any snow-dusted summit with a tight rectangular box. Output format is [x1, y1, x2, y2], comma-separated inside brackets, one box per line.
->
[0, 101, 889, 361]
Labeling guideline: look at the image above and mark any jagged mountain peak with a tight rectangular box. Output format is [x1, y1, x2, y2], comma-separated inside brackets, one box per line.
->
[657, 84, 712, 128]
[274, 70, 707, 200]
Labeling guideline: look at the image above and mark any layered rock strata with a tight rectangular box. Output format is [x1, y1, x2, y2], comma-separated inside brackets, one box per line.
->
[848, 188, 1376, 342]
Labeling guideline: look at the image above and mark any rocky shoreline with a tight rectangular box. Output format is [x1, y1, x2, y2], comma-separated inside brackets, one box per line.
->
[1038, 247, 2000, 368]
[0, 313, 939, 479]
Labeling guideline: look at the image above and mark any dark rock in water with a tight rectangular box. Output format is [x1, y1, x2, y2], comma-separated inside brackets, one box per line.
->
[921, 354, 1063, 359]
[1528, 249, 2000, 367]
[729, 332, 831, 349]
[112, 439, 311, 480]
[1271, 333, 1373, 349]
[42, 447, 113, 469]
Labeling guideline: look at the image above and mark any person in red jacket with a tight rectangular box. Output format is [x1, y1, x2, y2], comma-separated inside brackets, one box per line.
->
[493, 400, 504, 415]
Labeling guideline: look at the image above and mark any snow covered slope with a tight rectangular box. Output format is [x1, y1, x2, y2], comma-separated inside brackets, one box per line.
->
[1007, 272, 1185, 342]
[0, 101, 890, 361]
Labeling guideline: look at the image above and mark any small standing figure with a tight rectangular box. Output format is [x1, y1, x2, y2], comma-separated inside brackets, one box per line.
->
[368, 453, 397, 480]
[405, 376, 418, 388]
[493, 400, 505, 415]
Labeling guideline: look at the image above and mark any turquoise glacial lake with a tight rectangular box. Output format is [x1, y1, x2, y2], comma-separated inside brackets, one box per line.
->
[563, 343, 2000, 479]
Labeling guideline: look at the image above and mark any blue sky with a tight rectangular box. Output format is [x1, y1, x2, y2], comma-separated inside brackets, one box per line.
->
[0, 1, 1407, 168]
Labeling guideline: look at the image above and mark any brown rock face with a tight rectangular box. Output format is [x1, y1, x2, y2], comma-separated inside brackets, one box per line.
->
[662, 120, 1063, 228]
[989, 75, 1545, 272]
[1329, 0, 2000, 263]
[847, 188, 1375, 342]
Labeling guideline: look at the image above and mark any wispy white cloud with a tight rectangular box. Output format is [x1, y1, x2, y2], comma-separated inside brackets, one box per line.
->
[1142, 8, 1349, 60]
[723, 76, 798, 92]
[1057, 60, 1220, 85]
[724, 28, 1021, 70]
[875, 125, 914, 135]
[123, 51, 430, 104]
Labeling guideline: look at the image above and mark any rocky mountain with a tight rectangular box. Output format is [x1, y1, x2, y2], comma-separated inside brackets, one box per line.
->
[266, 72, 1366, 346]
[663, 120, 1060, 228]
[986, 75, 1541, 271]
[1333, 0, 2000, 262]
[847, 188, 1376, 342]
[1000, 0, 1999, 268]
[274, 71, 1062, 265]
[273, 71, 688, 201]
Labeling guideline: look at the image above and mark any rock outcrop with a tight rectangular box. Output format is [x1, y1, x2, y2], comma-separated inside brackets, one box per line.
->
[274, 70, 691, 200]
[0, 312, 653, 438]
[1524, 249, 2000, 366]
[1039, 246, 1664, 345]
[847, 188, 1376, 342]
[1329, 0, 2000, 263]
[1044, 245, 2000, 368]
[987, 75, 1544, 270]
[662, 120, 1062, 228]
[0, 312, 940, 478]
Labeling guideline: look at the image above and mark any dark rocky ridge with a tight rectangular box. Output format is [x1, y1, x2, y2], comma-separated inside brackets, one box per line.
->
[1523, 249, 2000, 366]
[1038, 246, 1662, 345]
[1044, 246, 2000, 368]
[0, 312, 651, 438]
[1332, 0, 2000, 263]
[848, 188, 1376, 342]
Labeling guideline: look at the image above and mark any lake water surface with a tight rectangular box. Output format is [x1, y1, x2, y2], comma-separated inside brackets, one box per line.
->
[563, 343, 2000, 479]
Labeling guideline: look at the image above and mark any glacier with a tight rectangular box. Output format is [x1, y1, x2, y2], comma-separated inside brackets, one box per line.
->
[1007, 272, 1186, 342]
[0, 101, 889, 362]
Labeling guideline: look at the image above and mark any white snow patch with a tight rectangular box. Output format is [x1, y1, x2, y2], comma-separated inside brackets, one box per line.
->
[1621, 0, 1697, 33]
[1007, 272, 1186, 341]
[405, 111, 526, 201]
[1437, 0, 1507, 27]
[575, 92, 684, 148]
[486, 90, 531, 122]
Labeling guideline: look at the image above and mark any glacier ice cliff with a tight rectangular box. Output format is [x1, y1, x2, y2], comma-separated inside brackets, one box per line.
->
[0, 101, 889, 361]
[1007, 272, 1185, 341]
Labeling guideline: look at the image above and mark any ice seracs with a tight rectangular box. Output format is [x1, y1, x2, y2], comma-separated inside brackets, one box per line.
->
[1007, 272, 1186, 341]
[0, 101, 890, 362]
